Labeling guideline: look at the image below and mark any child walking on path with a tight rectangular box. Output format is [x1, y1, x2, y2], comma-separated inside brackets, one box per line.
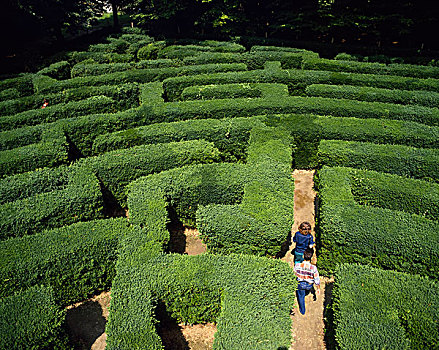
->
[293, 221, 315, 264]
[294, 247, 320, 315]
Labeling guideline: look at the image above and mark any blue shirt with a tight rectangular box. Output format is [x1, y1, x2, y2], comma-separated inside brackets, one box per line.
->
[293, 231, 315, 253]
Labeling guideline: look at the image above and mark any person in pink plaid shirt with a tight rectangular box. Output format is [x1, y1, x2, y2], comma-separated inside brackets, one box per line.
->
[294, 247, 320, 315]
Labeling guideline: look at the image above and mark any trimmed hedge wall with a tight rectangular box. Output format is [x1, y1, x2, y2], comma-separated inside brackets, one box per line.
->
[92, 116, 265, 161]
[0, 165, 69, 205]
[302, 57, 439, 79]
[35, 63, 247, 94]
[106, 253, 296, 350]
[181, 83, 262, 100]
[0, 165, 103, 240]
[162, 67, 439, 101]
[80, 139, 221, 206]
[317, 166, 439, 278]
[143, 93, 439, 127]
[71, 51, 134, 64]
[0, 108, 142, 156]
[0, 285, 67, 349]
[71, 60, 179, 77]
[0, 73, 34, 98]
[0, 95, 116, 130]
[0, 218, 130, 305]
[0, 128, 69, 177]
[198, 127, 294, 256]
[36, 61, 71, 80]
[332, 264, 439, 349]
[127, 126, 294, 256]
[267, 113, 439, 168]
[305, 83, 439, 109]
[0, 83, 140, 117]
[317, 140, 439, 182]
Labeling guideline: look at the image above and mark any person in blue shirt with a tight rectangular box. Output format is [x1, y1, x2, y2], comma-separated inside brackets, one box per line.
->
[292, 221, 315, 264]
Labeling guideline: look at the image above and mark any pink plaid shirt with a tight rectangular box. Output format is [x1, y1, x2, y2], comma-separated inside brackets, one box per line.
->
[294, 261, 320, 285]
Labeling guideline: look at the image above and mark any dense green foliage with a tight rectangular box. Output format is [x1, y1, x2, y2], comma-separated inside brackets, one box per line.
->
[81, 139, 221, 206]
[317, 166, 439, 278]
[0, 285, 67, 350]
[92, 116, 265, 161]
[0, 166, 103, 239]
[318, 140, 439, 182]
[107, 253, 296, 350]
[0, 218, 130, 305]
[332, 264, 439, 349]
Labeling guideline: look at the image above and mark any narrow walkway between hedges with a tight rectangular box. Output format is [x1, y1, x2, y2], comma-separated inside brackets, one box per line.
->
[282, 170, 329, 350]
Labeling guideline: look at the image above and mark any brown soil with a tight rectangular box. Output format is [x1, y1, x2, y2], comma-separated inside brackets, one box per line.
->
[282, 169, 332, 350]
[65, 291, 111, 350]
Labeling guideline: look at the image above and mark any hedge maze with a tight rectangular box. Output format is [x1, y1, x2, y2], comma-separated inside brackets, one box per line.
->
[0, 27, 438, 349]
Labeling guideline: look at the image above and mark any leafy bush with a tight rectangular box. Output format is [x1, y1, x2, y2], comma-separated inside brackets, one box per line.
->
[0, 285, 67, 349]
[106, 253, 296, 350]
[80, 139, 221, 206]
[0, 83, 139, 117]
[92, 116, 265, 161]
[334, 52, 359, 61]
[71, 51, 134, 64]
[0, 165, 103, 240]
[318, 140, 439, 182]
[0, 128, 68, 177]
[302, 57, 439, 78]
[0, 73, 34, 98]
[267, 113, 439, 168]
[0, 95, 116, 130]
[181, 83, 262, 100]
[34, 63, 247, 94]
[332, 264, 439, 349]
[0, 218, 130, 305]
[137, 41, 167, 60]
[317, 166, 439, 278]
[0, 165, 69, 204]
[36, 61, 71, 80]
[306, 84, 439, 108]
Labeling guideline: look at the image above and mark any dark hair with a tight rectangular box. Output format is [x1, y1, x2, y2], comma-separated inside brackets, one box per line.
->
[304, 247, 314, 261]
[299, 222, 311, 230]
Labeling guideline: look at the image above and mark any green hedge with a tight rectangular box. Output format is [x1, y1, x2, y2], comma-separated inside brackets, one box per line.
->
[302, 57, 439, 79]
[127, 127, 294, 256]
[332, 264, 439, 349]
[0, 128, 69, 177]
[350, 169, 439, 221]
[267, 113, 439, 168]
[0, 108, 142, 156]
[92, 116, 265, 161]
[305, 84, 439, 108]
[34, 63, 247, 94]
[80, 139, 221, 206]
[157, 43, 245, 60]
[89, 39, 130, 54]
[106, 253, 296, 350]
[144, 91, 439, 127]
[162, 67, 439, 101]
[71, 51, 134, 64]
[0, 73, 34, 98]
[317, 166, 439, 278]
[0, 218, 130, 305]
[0, 82, 139, 117]
[36, 60, 71, 80]
[71, 60, 180, 77]
[0, 95, 116, 130]
[0, 285, 67, 349]
[0, 165, 69, 205]
[0, 165, 103, 240]
[317, 140, 439, 182]
[181, 83, 262, 100]
[198, 127, 294, 256]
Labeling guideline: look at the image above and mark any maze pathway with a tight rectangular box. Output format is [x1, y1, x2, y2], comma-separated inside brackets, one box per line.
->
[283, 170, 327, 350]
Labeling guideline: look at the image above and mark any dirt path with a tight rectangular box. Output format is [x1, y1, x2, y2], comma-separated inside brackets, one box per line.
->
[282, 170, 328, 350]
